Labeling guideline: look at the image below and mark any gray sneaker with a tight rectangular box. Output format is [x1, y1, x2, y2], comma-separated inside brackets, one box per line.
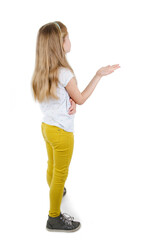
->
[46, 212, 81, 232]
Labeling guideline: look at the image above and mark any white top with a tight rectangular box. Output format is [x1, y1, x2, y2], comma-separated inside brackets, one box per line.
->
[39, 67, 75, 133]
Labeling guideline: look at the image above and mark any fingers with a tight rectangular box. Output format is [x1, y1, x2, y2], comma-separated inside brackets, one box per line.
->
[69, 105, 74, 112]
[111, 64, 120, 71]
[68, 109, 75, 115]
[106, 64, 120, 71]
[68, 109, 72, 114]
[112, 64, 120, 68]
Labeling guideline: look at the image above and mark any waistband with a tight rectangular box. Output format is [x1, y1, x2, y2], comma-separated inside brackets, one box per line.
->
[41, 122, 72, 133]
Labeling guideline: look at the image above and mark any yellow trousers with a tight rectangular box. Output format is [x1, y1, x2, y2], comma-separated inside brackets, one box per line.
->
[41, 122, 74, 217]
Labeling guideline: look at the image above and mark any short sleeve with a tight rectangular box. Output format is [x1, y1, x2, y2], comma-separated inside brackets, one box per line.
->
[59, 68, 75, 87]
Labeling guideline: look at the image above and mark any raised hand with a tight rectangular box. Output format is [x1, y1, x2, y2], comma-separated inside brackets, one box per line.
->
[96, 64, 120, 78]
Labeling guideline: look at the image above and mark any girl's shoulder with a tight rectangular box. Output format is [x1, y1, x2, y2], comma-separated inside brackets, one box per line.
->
[58, 67, 72, 74]
[58, 67, 75, 88]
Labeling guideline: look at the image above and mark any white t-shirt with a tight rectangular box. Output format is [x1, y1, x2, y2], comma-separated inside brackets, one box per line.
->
[39, 67, 75, 133]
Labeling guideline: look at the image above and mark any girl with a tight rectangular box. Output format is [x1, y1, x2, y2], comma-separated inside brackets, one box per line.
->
[31, 21, 120, 233]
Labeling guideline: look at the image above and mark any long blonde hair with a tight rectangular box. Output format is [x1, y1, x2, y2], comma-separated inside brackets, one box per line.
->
[31, 21, 76, 102]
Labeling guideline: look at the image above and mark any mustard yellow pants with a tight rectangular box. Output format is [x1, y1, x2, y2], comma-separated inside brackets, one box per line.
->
[41, 122, 74, 217]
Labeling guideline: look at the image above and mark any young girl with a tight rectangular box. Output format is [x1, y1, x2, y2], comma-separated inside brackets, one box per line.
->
[31, 21, 120, 233]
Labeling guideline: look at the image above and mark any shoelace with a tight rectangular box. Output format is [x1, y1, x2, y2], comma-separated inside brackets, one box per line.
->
[60, 213, 74, 226]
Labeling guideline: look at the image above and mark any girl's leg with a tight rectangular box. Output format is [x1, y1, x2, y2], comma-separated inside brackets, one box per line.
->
[41, 122, 74, 218]
[45, 141, 54, 188]
[41, 123, 54, 187]
[49, 132, 74, 217]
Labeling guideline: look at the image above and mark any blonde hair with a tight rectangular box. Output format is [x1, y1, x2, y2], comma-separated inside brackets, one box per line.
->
[31, 21, 76, 102]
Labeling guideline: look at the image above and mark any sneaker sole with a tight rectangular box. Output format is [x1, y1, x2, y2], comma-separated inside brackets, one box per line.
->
[46, 223, 81, 232]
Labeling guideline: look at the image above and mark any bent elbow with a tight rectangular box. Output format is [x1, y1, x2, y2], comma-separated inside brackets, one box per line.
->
[78, 96, 85, 105]
[76, 100, 83, 105]
[73, 96, 84, 105]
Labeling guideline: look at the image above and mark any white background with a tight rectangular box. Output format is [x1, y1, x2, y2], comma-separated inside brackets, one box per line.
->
[0, 0, 159, 239]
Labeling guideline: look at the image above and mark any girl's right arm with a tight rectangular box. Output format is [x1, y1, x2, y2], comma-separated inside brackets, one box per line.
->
[65, 64, 120, 105]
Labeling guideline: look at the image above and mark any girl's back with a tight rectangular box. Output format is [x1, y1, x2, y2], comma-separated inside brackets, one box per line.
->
[39, 67, 75, 133]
